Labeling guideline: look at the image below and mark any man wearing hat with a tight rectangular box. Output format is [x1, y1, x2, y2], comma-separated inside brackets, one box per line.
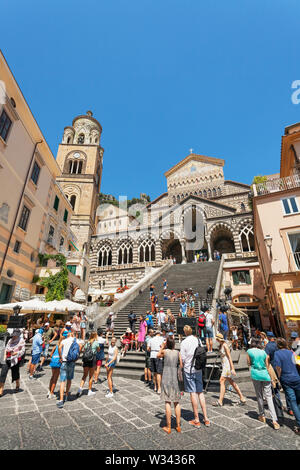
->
[291, 332, 300, 356]
[265, 332, 277, 368]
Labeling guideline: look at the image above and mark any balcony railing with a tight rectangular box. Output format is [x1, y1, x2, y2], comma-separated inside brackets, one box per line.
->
[254, 174, 300, 196]
[289, 251, 300, 271]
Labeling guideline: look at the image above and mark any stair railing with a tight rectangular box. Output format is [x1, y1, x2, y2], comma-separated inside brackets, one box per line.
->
[211, 256, 225, 335]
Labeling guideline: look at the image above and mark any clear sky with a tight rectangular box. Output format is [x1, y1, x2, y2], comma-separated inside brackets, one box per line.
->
[1, 0, 300, 200]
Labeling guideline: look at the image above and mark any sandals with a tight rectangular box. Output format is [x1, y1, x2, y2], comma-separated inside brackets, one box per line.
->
[189, 419, 201, 428]
[212, 400, 223, 407]
[204, 420, 210, 427]
[175, 426, 181, 433]
[162, 426, 171, 434]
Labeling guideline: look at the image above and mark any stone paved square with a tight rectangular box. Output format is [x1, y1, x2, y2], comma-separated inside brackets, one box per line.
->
[0, 368, 299, 450]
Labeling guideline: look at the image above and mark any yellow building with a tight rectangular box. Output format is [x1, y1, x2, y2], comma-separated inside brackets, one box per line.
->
[0, 51, 89, 303]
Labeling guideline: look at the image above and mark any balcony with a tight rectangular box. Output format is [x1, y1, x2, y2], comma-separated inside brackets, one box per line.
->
[289, 251, 300, 271]
[254, 174, 300, 196]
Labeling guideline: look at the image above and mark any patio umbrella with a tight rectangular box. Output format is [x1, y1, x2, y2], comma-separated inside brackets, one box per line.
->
[45, 299, 87, 312]
[0, 299, 47, 312]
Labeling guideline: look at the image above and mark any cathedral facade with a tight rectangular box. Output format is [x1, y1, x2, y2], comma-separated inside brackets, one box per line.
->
[88, 153, 255, 294]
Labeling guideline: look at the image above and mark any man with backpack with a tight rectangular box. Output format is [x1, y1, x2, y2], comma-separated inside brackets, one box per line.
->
[57, 330, 82, 408]
[180, 325, 210, 428]
[145, 311, 154, 331]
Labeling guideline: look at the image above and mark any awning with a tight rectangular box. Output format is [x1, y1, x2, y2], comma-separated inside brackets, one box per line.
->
[280, 293, 300, 318]
[70, 240, 79, 251]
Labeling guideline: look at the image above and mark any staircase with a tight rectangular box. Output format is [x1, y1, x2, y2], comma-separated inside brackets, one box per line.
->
[101, 262, 222, 380]
[23, 261, 250, 385]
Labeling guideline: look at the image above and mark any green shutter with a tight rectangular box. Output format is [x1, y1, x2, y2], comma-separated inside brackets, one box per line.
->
[245, 271, 251, 285]
[64, 209, 68, 223]
[53, 196, 60, 211]
[67, 265, 76, 275]
[232, 272, 239, 285]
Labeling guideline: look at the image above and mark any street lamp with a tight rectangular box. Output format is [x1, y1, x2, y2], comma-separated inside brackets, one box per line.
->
[264, 235, 273, 258]
[13, 305, 22, 316]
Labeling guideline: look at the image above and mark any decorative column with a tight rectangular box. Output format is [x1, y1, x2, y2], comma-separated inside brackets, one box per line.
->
[206, 237, 213, 262]
[180, 239, 187, 264]
[112, 245, 118, 266]
[132, 242, 139, 265]
[155, 239, 162, 263]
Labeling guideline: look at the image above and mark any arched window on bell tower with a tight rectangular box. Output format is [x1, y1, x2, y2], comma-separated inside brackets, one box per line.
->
[77, 134, 85, 144]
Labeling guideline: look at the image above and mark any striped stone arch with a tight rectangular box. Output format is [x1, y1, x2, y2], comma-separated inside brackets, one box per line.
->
[234, 217, 253, 233]
[137, 235, 156, 262]
[207, 221, 234, 239]
[159, 229, 182, 241]
[115, 238, 134, 265]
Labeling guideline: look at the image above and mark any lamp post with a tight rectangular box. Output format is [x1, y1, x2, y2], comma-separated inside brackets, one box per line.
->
[264, 235, 273, 258]
[13, 305, 22, 316]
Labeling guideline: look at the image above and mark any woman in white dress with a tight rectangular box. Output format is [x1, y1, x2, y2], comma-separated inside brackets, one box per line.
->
[212, 333, 247, 407]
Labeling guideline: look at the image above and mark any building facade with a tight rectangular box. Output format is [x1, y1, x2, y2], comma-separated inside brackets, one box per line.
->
[253, 122, 300, 337]
[89, 153, 257, 298]
[0, 52, 91, 304]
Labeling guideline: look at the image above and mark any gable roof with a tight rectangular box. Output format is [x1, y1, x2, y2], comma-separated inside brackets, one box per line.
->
[156, 194, 236, 224]
[164, 153, 225, 178]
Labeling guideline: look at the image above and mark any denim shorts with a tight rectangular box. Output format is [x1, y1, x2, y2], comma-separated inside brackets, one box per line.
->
[31, 353, 41, 365]
[42, 343, 50, 358]
[60, 362, 75, 382]
[108, 361, 116, 369]
[205, 327, 214, 339]
[183, 370, 203, 393]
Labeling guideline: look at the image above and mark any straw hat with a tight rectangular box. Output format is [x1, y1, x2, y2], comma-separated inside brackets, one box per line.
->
[126, 328, 132, 333]
[215, 333, 225, 342]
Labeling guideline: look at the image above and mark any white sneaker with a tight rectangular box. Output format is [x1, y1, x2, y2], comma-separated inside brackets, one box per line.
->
[76, 389, 83, 398]
[88, 390, 96, 397]
[105, 392, 114, 398]
[47, 391, 54, 399]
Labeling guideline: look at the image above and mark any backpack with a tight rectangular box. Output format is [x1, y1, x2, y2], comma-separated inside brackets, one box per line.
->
[191, 339, 207, 373]
[66, 339, 80, 362]
[106, 316, 112, 327]
[82, 342, 95, 362]
[50, 345, 61, 368]
[198, 313, 206, 329]
[146, 315, 153, 327]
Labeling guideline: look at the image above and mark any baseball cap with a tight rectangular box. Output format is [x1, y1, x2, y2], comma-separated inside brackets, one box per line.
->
[266, 331, 275, 338]
[44, 322, 50, 326]
[65, 321, 72, 326]
[291, 332, 299, 338]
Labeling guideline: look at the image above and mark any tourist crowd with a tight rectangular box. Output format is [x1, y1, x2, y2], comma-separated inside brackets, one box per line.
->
[0, 279, 300, 436]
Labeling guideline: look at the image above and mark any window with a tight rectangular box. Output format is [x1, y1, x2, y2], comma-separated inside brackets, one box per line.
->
[63, 209, 68, 223]
[70, 195, 76, 210]
[77, 134, 85, 144]
[47, 225, 55, 243]
[13, 240, 21, 253]
[60, 236, 64, 247]
[288, 233, 300, 269]
[53, 195, 60, 211]
[282, 197, 299, 215]
[232, 270, 251, 285]
[67, 265, 76, 275]
[18, 205, 30, 231]
[82, 267, 87, 282]
[0, 110, 12, 141]
[31, 161, 41, 185]
[238, 295, 251, 303]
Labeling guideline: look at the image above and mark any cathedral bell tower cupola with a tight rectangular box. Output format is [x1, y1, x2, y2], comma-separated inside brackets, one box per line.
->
[55, 111, 104, 252]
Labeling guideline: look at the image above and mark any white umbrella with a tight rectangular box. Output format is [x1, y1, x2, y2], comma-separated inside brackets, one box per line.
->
[0, 299, 47, 312]
[45, 299, 87, 312]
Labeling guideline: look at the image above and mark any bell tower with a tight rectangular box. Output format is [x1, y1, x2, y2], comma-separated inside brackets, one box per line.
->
[56, 111, 104, 251]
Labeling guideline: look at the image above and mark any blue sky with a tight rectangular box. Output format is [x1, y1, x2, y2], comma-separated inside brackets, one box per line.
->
[2, 0, 300, 200]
